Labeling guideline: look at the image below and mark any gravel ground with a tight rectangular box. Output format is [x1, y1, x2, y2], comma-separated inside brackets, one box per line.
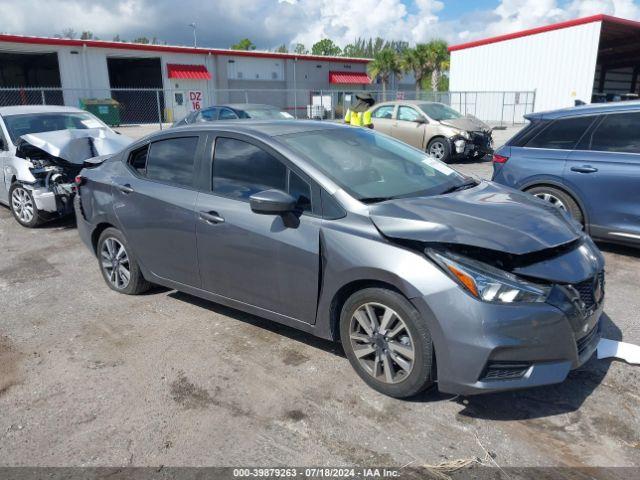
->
[0, 124, 639, 470]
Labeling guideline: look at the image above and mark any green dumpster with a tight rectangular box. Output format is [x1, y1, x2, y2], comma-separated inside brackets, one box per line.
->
[79, 98, 121, 126]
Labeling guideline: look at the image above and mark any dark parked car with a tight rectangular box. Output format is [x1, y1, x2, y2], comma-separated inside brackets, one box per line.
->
[75, 121, 604, 398]
[172, 103, 294, 128]
[492, 101, 640, 247]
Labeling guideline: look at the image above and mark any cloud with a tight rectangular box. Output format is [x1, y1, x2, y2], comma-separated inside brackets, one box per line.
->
[0, 0, 639, 50]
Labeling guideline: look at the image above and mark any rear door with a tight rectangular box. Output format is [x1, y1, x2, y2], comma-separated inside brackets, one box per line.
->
[508, 115, 597, 189]
[564, 111, 640, 241]
[113, 134, 203, 287]
[392, 105, 426, 148]
[195, 134, 321, 323]
[370, 104, 396, 135]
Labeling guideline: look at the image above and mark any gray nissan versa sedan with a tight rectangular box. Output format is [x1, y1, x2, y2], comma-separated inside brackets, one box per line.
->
[74, 121, 605, 398]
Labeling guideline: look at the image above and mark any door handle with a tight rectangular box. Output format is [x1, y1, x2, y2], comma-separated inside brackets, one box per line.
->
[199, 211, 225, 224]
[116, 183, 134, 194]
[571, 166, 598, 173]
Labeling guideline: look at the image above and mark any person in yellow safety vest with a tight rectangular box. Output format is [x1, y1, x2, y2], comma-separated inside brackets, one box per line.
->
[344, 93, 375, 128]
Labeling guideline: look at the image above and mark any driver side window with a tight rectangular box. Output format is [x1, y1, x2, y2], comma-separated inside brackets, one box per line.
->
[212, 137, 312, 212]
[397, 106, 422, 122]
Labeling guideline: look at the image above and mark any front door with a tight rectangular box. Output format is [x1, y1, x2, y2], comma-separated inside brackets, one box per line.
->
[195, 134, 320, 323]
[564, 111, 640, 241]
[113, 134, 202, 287]
[392, 105, 426, 149]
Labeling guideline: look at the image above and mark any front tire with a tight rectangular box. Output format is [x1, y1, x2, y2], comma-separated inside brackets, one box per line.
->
[427, 137, 452, 164]
[526, 185, 584, 225]
[9, 183, 43, 228]
[97, 227, 151, 295]
[340, 288, 435, 398]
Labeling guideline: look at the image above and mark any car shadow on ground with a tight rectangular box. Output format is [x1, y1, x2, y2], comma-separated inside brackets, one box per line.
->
[596, 241, 640, 259]
[168, 290, 344, 357]
[167, 291, 620, 415]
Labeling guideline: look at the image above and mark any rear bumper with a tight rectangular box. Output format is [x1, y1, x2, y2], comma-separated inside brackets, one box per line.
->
[412, 285, 603, 396]
[74, 194, 94, 253]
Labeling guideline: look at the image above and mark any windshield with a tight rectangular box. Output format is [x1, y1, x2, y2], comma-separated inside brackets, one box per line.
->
[419, 103, 462, 121]
[3, 112, 107, 144]
[240, 108, 294, 120]
[279, 128, 466, 202]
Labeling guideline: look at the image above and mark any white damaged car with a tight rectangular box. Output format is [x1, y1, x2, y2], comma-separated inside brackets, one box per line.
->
[0, 106, 131, 227]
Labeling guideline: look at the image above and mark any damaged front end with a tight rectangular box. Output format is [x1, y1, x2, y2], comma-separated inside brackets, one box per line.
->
[15, 128, 131, 218]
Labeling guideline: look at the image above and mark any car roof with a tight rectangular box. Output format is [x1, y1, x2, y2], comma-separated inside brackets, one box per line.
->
[373, 100, 444, 107]
[169, 119, 343, 137]
[0, 105, 87, 116]
[526, 100, 640, 120]
[208, 103, 282, 111]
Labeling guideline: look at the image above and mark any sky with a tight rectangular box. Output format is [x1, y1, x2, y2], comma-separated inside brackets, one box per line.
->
[0, 0, 639, 51]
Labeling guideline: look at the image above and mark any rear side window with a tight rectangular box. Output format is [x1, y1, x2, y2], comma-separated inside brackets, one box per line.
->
[212, 137, 312, 212]
[143, 137, 198, 187]
[525, 116, 595, 150]
[584, 112, 640, 153]
[372, 105, 394, 119]
[199, 108, 219, 121]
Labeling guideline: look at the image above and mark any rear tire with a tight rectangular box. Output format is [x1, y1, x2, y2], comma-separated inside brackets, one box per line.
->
[9, 183, 44, 228]
[427, 137, 452, 164]
[340, 288, 435, 398]
[97, 227, 151, 295]
[526, 185, 583, 225]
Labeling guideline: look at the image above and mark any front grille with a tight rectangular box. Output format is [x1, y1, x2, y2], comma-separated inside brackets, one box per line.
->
[577, 321, 600, 356]
[571, 271, 605, 311]
[481, 362, 530, 381]
[470, 131, 492, 149]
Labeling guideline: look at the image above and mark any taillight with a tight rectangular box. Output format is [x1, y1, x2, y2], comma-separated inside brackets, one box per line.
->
[75, 175, 85, 186]
[492, 154, 509, 164]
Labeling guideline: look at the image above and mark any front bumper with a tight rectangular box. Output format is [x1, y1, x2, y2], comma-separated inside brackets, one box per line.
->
[450, 132, 493, 158]
[413, 283, 603, 396]
[28, 182, 75, 215]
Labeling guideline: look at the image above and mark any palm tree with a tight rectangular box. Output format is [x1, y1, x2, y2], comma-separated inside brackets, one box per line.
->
[424, 39, 450, 92]
[401, 44, 431, 97]
[367, 49, 402, 100]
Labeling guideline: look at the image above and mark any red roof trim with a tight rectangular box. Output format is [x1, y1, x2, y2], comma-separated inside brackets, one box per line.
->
[448, 14, 640, 52]
[0, 33, 370, 63]
[167, 64, 211, 80]
[329, 71, 371, 84]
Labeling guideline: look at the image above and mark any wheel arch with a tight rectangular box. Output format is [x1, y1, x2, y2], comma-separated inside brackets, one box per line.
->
[328, 279, 406, 343]
[522, 181, 589, 228]
[91, 222, 117, 254]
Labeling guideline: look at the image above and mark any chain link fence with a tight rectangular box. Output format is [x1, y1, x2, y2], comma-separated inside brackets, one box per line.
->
[0, 87, 535, 129]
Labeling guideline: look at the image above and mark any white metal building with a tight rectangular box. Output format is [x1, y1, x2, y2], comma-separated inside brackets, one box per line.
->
[449, 14, 640, 116]
[0, 34, 375, 122]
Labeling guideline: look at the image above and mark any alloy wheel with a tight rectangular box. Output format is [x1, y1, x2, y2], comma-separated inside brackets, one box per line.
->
[349, 302, 415, 384]
[429, 141, 445, 160]
[100, 237, 131, 289]
[11, 187, 34, 224]
[533, 192, 567, 211]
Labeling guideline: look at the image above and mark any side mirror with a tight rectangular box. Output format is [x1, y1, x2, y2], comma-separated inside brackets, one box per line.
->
[414, 117, 427, 124]
[249, 189, 297, 215]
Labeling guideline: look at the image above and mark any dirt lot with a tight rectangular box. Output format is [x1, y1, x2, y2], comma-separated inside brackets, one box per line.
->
[0, 127, 639, 470]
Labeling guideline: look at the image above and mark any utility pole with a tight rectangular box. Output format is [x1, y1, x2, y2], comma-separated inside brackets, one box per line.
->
[188, 22, 197, 47]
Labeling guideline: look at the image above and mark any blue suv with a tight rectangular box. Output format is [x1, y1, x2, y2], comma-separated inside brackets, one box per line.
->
[492, 101, 640, 247]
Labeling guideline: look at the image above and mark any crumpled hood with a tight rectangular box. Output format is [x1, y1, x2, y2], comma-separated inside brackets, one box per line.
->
[439, 115, 490, 132]
[369, 182, 581, 255]
[17, 128, 132, 165]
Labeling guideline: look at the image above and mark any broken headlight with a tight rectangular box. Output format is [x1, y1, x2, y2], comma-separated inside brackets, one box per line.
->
[426, 249, 550, 303]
